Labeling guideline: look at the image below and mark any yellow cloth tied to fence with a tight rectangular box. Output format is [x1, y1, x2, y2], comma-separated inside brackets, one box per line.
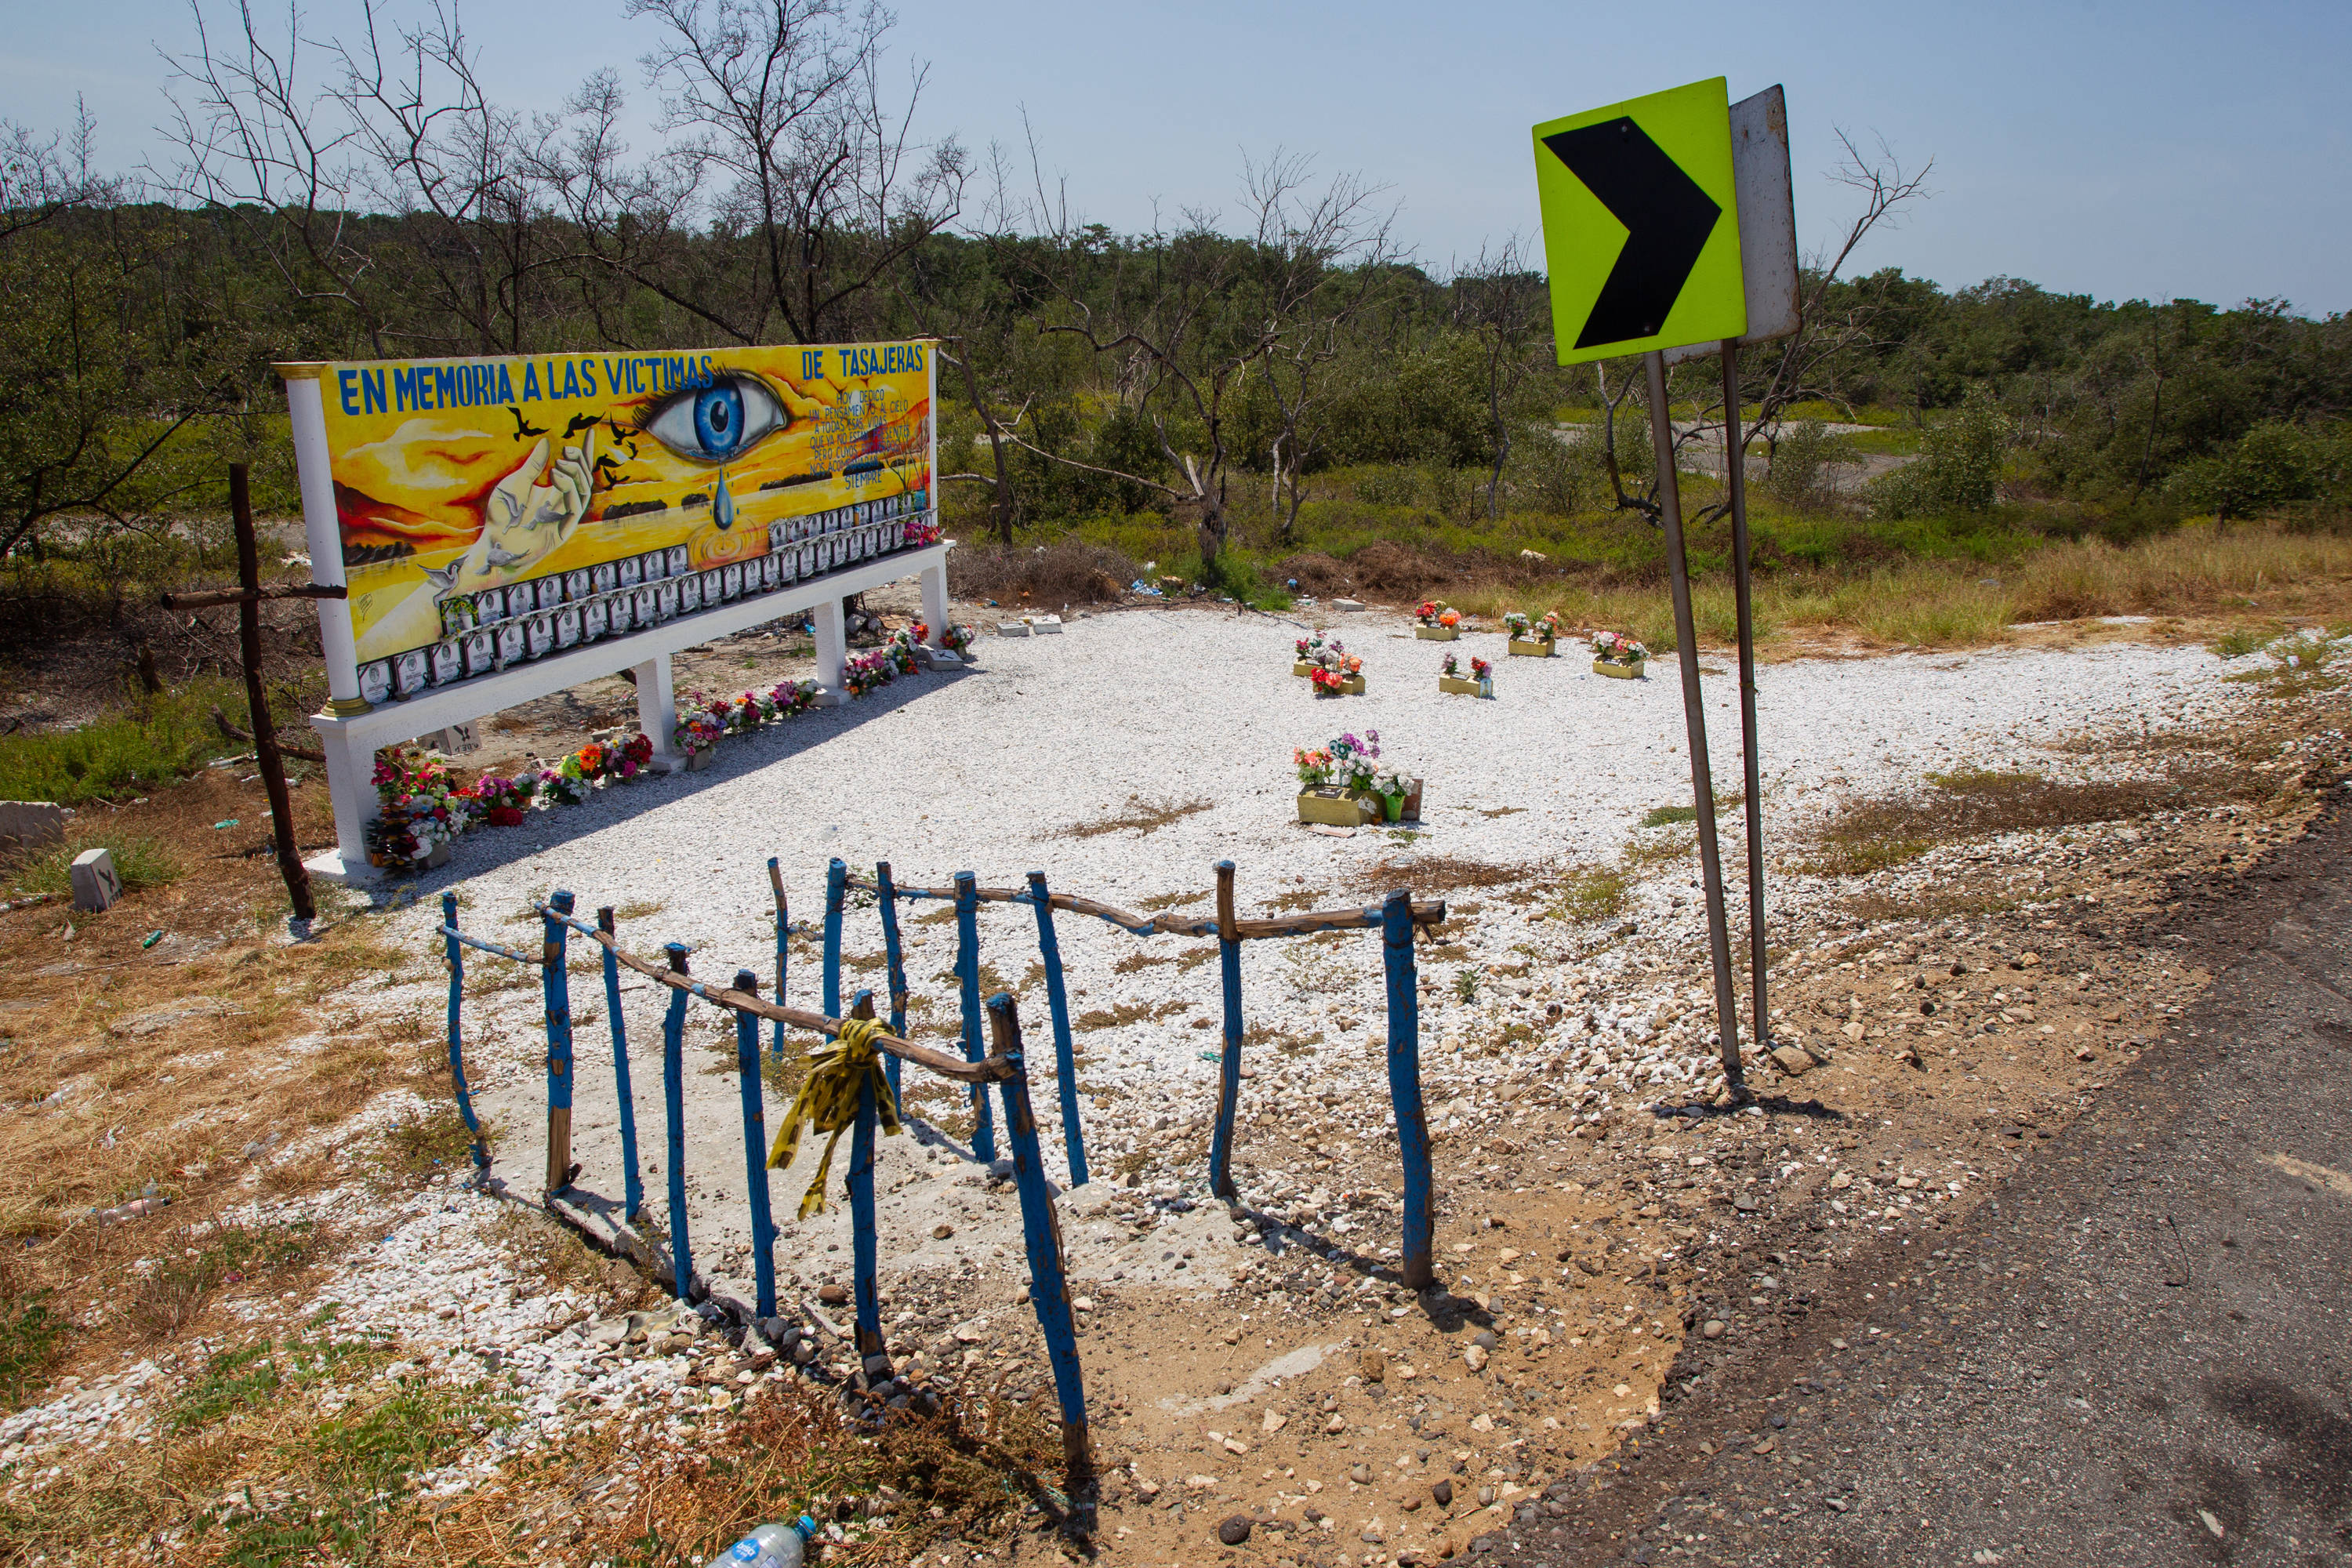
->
[766, 1017, 903, 1220]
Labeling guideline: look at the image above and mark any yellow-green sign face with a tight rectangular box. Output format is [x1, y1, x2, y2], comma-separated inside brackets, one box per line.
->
[1532, 78, 1746, 365]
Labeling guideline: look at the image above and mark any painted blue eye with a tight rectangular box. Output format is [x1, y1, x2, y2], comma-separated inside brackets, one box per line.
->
[694, 384, 742, 455]
[641, 373, 786, 463]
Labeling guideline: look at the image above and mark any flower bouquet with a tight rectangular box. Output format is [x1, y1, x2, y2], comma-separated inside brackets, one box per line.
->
[612, 732, 654, 782]
[673, 709, 726, 768]
[546, 756, 593, 805]
[1592, 629, 1649, 680]
[1293, 629, 1329, 676]
[841, 648, 895, 699]
[768, 678, 820, 717]
[1414, 601, 1463, 641]
[885, 626, 922, 676]
[466, 772, 536, 828]
[905, 514, 942, 548]
[938, 622, 975, 657]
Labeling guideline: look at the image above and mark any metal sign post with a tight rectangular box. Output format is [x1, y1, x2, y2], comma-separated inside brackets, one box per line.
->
[1535, 79, 1803, 1103]
[1642, 350, 1747, 1096]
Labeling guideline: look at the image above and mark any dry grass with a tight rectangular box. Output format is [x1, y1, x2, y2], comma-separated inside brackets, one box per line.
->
[1345, 855, 1533, 897]
[1073, 998, 1192, 1032]
[1062, 793, 1214, 840]
[1438, 524, 2352, 655]
[1135, 890, 1207, 912]
[1798, 763, 2281, 877]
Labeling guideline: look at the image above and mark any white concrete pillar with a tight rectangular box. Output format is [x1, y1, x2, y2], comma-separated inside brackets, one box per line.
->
[811, 596, 848, 706]
[309, 720, 379, 880]
[634, 652, 681, 771]
[278, 366, 367, 716]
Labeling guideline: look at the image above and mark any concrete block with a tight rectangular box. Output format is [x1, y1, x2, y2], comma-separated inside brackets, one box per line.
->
[0, 800, 70, 851]
[71, 848, 122, 912]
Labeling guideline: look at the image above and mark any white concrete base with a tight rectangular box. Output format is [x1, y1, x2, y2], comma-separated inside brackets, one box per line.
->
[811, 691, 849, 708]
[303, 848, 379, 885]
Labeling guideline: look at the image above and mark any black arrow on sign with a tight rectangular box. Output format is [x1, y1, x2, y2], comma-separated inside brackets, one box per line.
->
[1542, 116, 1722, 350]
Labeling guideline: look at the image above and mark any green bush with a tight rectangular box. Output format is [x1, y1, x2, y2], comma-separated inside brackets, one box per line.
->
[0, 678, 244, 804]
[2169, 421, 2321, 520]
[1764, 419, 1864, 510]
[1870, 396, 2008, 518]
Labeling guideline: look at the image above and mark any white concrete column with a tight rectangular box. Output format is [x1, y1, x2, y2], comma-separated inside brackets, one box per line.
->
[306, 719, 380, 882]
[919, 555, 949, 648]
[278, 366, 367, 715]
[811, 596, 848, 706]
[634, 652, 682, 771]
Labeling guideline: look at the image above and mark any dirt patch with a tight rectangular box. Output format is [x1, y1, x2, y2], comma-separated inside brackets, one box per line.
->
[950, 541, 1139, 608]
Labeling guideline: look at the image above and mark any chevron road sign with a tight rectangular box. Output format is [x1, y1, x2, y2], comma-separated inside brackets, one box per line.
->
[1531, 77, 1747, 365]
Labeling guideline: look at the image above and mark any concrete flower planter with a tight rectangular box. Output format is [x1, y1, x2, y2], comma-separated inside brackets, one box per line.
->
[1415, 626, 1460, 641]
[1438, 675, 1483, 695]
[1592, 659, 1646, 680]
[1297, 788, 1380, 827]
[1507, 639, 1555, 658]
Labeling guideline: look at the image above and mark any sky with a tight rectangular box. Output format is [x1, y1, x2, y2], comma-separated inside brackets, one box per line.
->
[6, 0, 2349, 314]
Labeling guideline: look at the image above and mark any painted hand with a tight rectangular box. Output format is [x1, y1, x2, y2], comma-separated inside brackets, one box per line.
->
[477, 431, 595, 573]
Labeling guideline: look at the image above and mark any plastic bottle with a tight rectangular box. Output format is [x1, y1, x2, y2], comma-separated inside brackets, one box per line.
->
[701, 1515, 818, 1568]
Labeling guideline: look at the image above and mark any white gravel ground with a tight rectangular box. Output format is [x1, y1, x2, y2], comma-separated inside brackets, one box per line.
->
[0, 608, 2269, 1512]
[410, 608, 2241, 1298]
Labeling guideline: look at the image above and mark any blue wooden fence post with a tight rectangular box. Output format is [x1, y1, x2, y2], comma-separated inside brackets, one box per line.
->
[1208, 861, 1243, 1202]
[660, 942, 694, 1301]
[732, 969, 778, 1318]
[596, 906, 645, 1221]
[768, 857, 790, 1057]
[874, 862, 908, 1104]
[1025, 869, 1087, 1187]
[954, 872, 996, 1161]
[1382, 889, 1435, 1290]
[822, 856, 848, 1041]
[985, 993, 1093, 1486]
[540, 889, 578, 1193]
[440, 892, 489, 1177]
[845, 989, 887, 1385]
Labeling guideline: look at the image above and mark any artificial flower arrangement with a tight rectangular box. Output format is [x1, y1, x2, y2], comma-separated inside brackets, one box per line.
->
[1503, 610, 1563, 644]
[905, 515, 942, 548]
[841, 648, 895, 699]
[1294, 629, 1329, 671]
[885, 626, 923, 676]
[1591, 628, 1650, 680]
[1293, 728, 1414, 823]
[938, 622, 976, 656]
[467, 773, 538, 829]
[546, 750, 596, 805]
[613, 732, 654, 781]
[1592, 630, 1648, 665]
[1296, 630, 1363, 691]
[1438, 652, 1494, 695]
[674, 710, 726, 757]
[767, 678, 821, 718]
[1414, 601, 1463, 638]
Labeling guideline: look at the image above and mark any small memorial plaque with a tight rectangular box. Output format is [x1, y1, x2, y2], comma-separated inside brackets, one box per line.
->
[392, 648, 430, 698]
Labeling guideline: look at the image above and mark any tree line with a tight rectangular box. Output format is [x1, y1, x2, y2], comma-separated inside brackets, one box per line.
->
[2, 0, 2346, 577]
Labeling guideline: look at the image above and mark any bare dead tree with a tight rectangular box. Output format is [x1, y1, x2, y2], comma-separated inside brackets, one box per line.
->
[1592, 129, 1933, 528]
[1018, 150, 1396, 570]
[1449, 234, 1548, 520]
[574, 0, 965, 345]
[162, 0, 397, 354]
